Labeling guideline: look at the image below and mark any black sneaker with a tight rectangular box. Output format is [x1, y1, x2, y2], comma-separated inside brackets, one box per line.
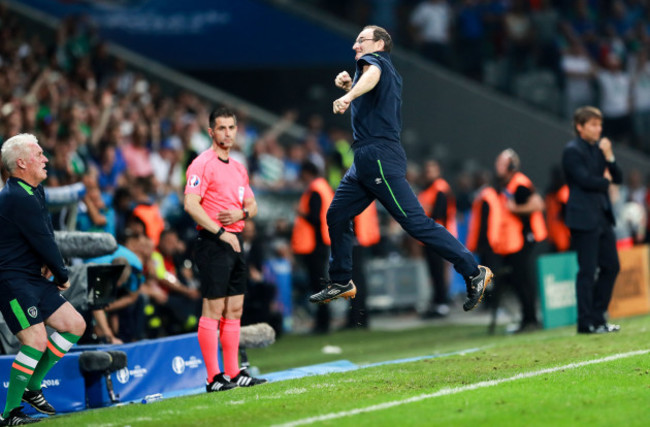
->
[231, 369, 268, 387]
[463, 265, 493, 312]
[0, 406, 40, 425]
[22, 389, 55, 415]
[206, 373, 238, 393]
[309, 280, 356, 304]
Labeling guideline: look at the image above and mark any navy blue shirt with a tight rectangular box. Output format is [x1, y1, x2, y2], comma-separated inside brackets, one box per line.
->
[351, 51, 403, 147]
[0, 177, 68, 283]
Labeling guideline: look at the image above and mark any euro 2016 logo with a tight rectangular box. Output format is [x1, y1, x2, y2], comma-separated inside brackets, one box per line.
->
[116, 368, 130, 384]
[188, 175, 201, 188]
[172, 356, 185, 375]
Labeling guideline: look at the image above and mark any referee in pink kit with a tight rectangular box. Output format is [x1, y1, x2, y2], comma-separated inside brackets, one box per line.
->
[184, 107, 267, 392]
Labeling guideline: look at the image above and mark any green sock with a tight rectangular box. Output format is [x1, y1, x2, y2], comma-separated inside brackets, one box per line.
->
[27, 332, 80, 392]
[3, 345, 43, 418]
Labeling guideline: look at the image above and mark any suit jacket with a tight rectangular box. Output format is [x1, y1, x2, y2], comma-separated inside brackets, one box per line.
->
[561, 137, 623, 231]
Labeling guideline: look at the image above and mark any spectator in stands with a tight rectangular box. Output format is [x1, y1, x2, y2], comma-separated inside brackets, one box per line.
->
[630, 47, 650, 152]
[260, 238, 292, 335]
[596, 52, 632, 144]
[112, 186, 133, 241]
[46, 136, 77, 187]
[611, 171, 647, 245]
[305, 113, 333, 155]
[122, 121, 154, 178]
[76, 170, 115, 234]
[325, 129, 353, 189]
[560, 34, 596, 118]
[176, 121, 200, 185]
[455, 0, 486, 80]
[615, 168, 649, 244]
[409, 0, 453, 67]
[303, 134, 327, 174]
[240, 220, 282, 335]
[530, 0, 561, 70]
[569, 0, 599, 58]
[150, 138, 182, 193]
[0, 153, 7, 189]
[368, 0, 400, 35]
[252, 138, 287, 190]
[626, 168, 647, 206]
[92, 231, 146, 343]
[234, 109, 259, 160]
[606, 0, 637, 43]
[503, 0, 535, 82]
[130, 176, 165, 246]
[284, 143, 307, 190]
[94, 134, 128, 193]
[145, 229, 201, 336]
[249, 110, 299, 190]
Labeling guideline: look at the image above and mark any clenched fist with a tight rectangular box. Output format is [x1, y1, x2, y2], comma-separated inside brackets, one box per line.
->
[335, 71, 352, 91]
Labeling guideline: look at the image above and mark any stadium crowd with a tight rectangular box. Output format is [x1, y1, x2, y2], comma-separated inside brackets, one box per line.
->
[305, 0, 650, 150]
[0, 4, 649, 345]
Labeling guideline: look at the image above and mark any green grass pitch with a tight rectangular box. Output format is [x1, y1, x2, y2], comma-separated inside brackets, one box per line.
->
[47, 315, 649, 426]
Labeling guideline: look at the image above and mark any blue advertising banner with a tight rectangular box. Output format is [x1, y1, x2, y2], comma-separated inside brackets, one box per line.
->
[86, 333, 206, 408]
[0, 351, 86, 413]
[14, 0, 352, 69]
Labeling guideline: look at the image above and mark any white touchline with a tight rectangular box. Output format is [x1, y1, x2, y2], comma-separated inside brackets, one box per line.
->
[275, 349, 650, 427]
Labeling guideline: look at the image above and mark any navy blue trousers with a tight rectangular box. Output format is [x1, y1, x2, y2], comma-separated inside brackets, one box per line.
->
[327, 142, 478, 283]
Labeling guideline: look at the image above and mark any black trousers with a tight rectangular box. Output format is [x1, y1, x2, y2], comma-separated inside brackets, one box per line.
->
[303, 245, 330, 333]
[347, 245, 370, 328]
[571, 218, 620, 329]
[501, 242, 538, 326]
[424, 246, 449, 305]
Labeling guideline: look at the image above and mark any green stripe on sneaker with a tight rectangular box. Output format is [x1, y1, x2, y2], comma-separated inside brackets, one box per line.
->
[377, 160, 407, 217]
[10, 299, 30, 330]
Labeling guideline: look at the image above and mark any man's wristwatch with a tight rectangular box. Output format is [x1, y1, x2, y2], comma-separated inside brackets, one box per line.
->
[242, 208, 249, 219]
[216, 227, 226, 237]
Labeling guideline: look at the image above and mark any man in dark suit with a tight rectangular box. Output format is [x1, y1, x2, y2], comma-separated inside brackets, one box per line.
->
[562, 106, 623, 334]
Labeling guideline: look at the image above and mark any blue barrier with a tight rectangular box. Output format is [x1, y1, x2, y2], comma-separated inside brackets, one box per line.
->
[2, 334, 484, 415]
[0, 351, 85, 414]
[1, 333, 209, 412]
[85, 333, 207, 408]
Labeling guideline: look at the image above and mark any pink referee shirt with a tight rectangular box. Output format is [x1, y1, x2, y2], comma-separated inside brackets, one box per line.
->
[184, 149, 254, 233]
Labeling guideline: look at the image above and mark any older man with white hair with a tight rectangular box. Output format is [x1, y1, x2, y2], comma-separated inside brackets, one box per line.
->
[0, 133, 86, 425]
